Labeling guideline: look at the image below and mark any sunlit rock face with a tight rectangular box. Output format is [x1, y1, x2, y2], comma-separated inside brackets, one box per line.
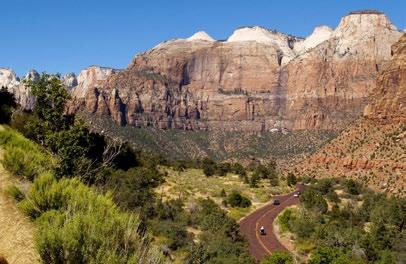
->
[66, 11, 403, 131]
[0, 68, 36, 110]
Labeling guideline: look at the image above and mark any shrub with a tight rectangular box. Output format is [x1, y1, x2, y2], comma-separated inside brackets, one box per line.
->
[300, 188, 328, 213]
[6, 185, 25, 201]
[0, 256, 8, 264]
[286, 173, 297, 186]
[278, 209, 296, 232]
[19, 173, 163, 264]
[345, 179, 363, 195]
[226, 191, 251, 208]
[0, 128, 53, 180]
[261, 251, 293, 264]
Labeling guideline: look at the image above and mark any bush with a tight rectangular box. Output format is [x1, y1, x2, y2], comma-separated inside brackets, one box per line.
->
[19, 173, 163, 264]
[286, 173, 297, 186]
[0, 128, 53, 180]
[345, 179, 363, 195]
[278, 209, 296, 232]
[261, 251, 293, 264]
[300, 188, 328, 213]
[226, 191, 251, 208]
[6, 185, 25, 201]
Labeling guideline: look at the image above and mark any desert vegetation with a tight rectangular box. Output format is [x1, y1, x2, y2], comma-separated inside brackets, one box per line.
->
[277, 178, 406, 263]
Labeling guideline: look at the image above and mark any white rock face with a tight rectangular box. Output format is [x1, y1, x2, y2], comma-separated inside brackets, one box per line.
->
[24, 70, 40, 82]
[72, 66, 120, 99]
[0, 68, 20, 88]
[227, 26, 301, 64]
[62, 73, 78, 89]
[332, 12, 402, 58]
[187, 31, 216, 42]
[0, 68, 35, 110]
[294, 26, 333, 53]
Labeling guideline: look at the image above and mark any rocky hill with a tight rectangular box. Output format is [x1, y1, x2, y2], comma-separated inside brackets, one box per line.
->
[68, 11, 402, 132]
[294, 34, 406, 196]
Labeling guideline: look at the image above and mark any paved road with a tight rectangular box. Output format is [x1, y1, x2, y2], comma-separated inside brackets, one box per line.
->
[240, 185, 304, 260]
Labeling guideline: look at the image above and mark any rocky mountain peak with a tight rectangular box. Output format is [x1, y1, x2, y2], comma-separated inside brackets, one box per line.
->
[227, 26, 302, 64]
[72, 66, 120, 99]
[187, 31, 216, 42]
[24, 69, 40, 82]
[62, 73, 78, 89]
[334, 10, 398, 37]
[294, 25, 333, 53]
[0, 68, 20, 88]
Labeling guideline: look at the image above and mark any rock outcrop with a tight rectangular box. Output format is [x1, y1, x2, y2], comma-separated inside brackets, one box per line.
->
[69, 11, 403, 132]
[62, 73, 78, 89]
[0, 68, 36, 110]
[295, 33, 406, 196]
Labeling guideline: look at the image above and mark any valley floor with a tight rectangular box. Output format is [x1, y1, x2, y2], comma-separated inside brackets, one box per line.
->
[0, 147, 40, 263]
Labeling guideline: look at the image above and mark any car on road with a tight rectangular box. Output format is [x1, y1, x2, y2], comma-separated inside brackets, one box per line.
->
[293, 192, 300, 197]
[273, 199, 280, 205]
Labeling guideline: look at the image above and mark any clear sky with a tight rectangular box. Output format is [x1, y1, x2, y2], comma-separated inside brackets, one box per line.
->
[2, 0, 405, 76]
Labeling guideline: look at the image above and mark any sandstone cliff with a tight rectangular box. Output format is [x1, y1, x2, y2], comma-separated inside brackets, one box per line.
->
[295, 34, 406, 196]
[70, 11, 403, 132]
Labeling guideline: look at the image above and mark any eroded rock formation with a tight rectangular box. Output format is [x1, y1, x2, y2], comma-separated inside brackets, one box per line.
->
[69, 11, 403, 132]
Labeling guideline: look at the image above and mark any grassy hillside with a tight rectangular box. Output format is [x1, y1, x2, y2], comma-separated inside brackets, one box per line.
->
[0, 148, 40, 264]
[159, 167, 293, 220]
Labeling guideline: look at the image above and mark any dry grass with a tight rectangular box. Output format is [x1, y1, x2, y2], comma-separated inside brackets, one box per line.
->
[158, 167, 293, 220]
[0, 148, 40, 264]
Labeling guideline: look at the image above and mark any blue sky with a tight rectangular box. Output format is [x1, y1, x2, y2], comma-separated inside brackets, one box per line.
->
[2, 0, 405, 76]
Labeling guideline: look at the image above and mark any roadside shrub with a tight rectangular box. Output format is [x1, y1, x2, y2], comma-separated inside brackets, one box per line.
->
[278, 209, 296, 232]
[0, 128, 52, 180]
[261, 251, 293, 264]
[6, 185, 25, 201]
[226, 191, 251, 208]
[286, 173, 297, 186]
[300, 188, 328, 213]
[19, 173, 163, 264]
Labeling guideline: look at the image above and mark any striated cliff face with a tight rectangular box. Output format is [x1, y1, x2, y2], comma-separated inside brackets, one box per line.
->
[69, 11, 403, 132]
[295, 33, 406, 196]
[364, 34, 406, 121]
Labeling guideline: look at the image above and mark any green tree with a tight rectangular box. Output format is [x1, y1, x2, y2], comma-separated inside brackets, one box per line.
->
[300, 188, 328, 213]
[261, 251, 293, 264]
[26, 73, 71, 132]
[286, 173, 297, 186]
[226, 191, 251, 208]
[0, 87, 16, 124]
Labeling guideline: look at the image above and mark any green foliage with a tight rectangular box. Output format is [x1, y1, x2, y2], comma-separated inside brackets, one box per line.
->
[26, 74, 71, 132]
[278, 209, 296, 232]
[345, 179, 363, 195]
[226, 190, 252, 208]
[19, 173, 163, 264]
[104, 167, 164, 212]
[186, 198, 254, 264]
[261, 251, 293, 264]
[0, 128, 53, 180]
[6, 185, 25, 201]
[0, 87, 16, 124]
[300, 188, 328, 213]
[286, 173, 297, 186]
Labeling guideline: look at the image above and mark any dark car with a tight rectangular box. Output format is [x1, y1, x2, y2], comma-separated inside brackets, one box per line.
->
[273, 199, 280, 205]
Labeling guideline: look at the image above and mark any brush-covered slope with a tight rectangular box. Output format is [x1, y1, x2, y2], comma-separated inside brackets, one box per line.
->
[295, 34, 406, 196]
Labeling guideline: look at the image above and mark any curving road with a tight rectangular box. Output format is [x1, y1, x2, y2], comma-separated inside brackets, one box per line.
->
[240, 185, 304, 260]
